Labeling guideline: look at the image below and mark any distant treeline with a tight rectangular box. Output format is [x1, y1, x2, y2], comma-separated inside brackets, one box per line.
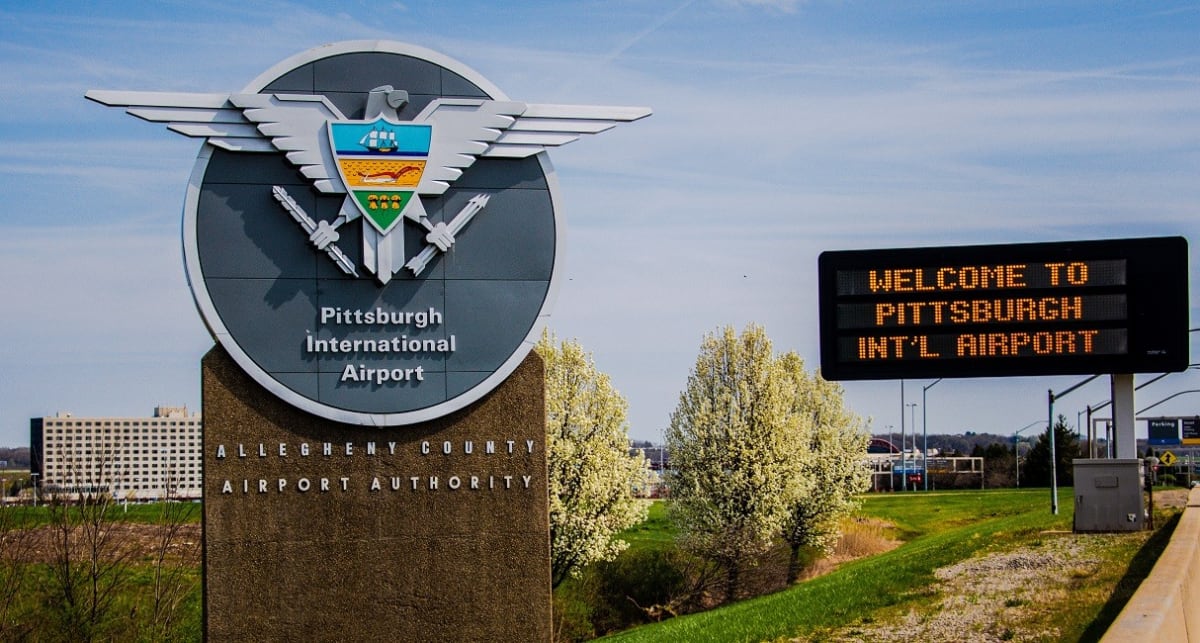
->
[874, 432, 1032, 454]
[632, 433, 1039, 458]
[0, 447, 31, 468]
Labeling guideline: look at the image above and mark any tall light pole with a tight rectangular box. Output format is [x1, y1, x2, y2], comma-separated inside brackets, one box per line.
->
[1137, 390, 1200, 415]
[922, 379, 942, 491]
[1048, 374, 1101, 515]
[1012, 420, 1042, 488]
[905, 402, 918, 491]
[885, 425, 895, 491]
[899, 380, 906, 492]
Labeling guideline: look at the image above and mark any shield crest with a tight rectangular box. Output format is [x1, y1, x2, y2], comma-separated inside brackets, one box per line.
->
[329, 118, 432, 235]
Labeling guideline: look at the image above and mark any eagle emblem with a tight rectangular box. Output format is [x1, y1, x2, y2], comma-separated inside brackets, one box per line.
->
[86, 85, 649, 284]
[84, 41, 652, 426]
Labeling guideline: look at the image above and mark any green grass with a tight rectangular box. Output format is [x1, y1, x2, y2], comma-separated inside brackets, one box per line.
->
[620, 500, 674, 550]
[863, 488, 1063, 537]
[1061, 513, 1181, 641]
[1, 500, 201, 529]
[0, 501, 202, 641]
[600, 488, 1169, 642]
[1, 562, 202, 641]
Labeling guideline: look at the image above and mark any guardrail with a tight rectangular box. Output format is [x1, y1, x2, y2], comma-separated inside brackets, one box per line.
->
[1101, 487, 1200, 642]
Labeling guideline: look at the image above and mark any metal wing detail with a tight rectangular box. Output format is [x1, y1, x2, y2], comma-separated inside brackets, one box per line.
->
[84, 90, 349, 193]
[228, 94, 346, 193]
[411, 99, 652, 196]
[85, 90, 652, 198]
[485, 102, 653, 158]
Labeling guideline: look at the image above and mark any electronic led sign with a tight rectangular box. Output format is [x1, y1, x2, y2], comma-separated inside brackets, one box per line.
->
[818, 237, 1189, 380]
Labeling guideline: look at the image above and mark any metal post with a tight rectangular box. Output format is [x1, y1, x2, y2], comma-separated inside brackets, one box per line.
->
[1046, 374, 1100, 515]
[900, 380, 906, 491]
[1012, 420, 1042, 489]
[886, 425, 895, 490]
[1111, 374, 1136, 459]
[1014, 438, 1019, 488]
[1048, 390, 1058, 515]
[922, 379, 942, 491]
[906, 402, 918, 491]
[1086, 405, 1095, 458]
[921, 398, 927, 492]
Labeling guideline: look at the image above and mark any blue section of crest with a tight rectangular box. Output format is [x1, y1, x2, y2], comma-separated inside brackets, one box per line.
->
[330, 120, 431, 155]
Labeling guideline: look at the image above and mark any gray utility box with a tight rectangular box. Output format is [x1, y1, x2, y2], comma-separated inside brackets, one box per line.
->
[1073, 459, 1145, 532]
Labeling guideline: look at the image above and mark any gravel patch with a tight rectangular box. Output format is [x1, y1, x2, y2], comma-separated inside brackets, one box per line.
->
[810, 535, 1103, 643]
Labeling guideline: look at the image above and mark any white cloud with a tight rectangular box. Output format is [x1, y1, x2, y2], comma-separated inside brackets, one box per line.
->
[715, 0, 804, 14]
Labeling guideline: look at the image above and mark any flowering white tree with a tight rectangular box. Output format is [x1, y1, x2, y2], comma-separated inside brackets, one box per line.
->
[536, 331, 649, 588]
[665, 324, 810, 602]
[777, 352, 871, 582]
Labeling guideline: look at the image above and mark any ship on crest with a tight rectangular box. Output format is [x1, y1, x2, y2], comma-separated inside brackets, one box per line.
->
[359, 127, 398, 153]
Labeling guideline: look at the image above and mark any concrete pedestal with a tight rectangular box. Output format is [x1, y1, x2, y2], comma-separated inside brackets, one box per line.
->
[202, 346, 552, 642]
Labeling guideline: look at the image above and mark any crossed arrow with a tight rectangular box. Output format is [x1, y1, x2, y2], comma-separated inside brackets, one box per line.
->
[404, 193, 490, 276]
[271, 186, 490, 278]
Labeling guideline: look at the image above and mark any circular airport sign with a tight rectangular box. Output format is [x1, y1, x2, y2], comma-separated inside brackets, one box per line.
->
[87, 41, 649, 426]
[182, 42, 565, 425]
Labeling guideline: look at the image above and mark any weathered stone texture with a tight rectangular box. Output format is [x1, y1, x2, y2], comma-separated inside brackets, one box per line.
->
[203, 346, 551, 642]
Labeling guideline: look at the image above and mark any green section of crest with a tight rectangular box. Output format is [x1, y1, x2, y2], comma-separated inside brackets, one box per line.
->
[354, 190, 413, 233]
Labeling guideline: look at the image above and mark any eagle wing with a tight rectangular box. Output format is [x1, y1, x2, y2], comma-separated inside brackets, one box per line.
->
[84, 90, 349, 193]
[413, 99, 651, 195]
[86, 90, 652, 197]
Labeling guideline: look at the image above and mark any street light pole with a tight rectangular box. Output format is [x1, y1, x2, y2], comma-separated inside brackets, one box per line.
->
[885, 425, 895, 491]
[1048, 374, 1101, 515]
[922, 379, 942, 491]
[906, 402, 918, 491]
[1137, 389, 1200, 415]
[1012, 420, 1042, 488]
[899, 380, 906, 491]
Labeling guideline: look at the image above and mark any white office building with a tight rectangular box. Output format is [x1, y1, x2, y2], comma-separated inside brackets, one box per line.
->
[31, 406, 202, 501]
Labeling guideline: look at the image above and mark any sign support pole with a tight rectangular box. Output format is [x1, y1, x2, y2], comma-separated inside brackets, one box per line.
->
[1111, 374, 1136, 458]
[1048, 390, 1057, 514]
[900, 380, 906, 491]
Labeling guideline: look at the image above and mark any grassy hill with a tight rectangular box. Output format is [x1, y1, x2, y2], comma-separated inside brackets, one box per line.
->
[595, 488, 1179, 642]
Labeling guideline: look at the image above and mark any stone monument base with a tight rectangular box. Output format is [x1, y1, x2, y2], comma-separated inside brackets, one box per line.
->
[202, 346, 552, 642]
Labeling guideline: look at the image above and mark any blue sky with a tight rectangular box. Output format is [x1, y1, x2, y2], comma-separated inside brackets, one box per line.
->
[1, 1, 1199, 446]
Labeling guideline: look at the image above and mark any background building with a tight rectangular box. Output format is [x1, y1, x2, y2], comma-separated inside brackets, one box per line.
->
[30, 406, 201, 501]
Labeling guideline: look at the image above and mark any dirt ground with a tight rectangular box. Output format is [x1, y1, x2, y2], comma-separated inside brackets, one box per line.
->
[815, 534, 1104, 642]
[811, 489, 1191, 643]
[1, 523, 200, 565]
[1151, 486, 1190, 508]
